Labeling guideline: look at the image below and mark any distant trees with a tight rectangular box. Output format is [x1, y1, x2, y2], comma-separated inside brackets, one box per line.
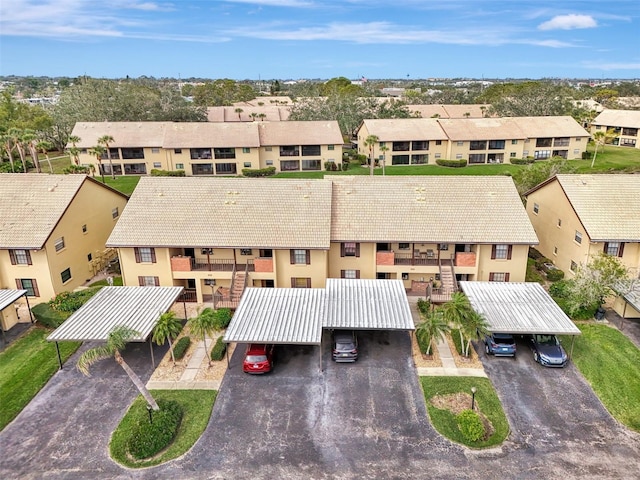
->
[192, 79, 256, 106]
[478, 81, 573, 117]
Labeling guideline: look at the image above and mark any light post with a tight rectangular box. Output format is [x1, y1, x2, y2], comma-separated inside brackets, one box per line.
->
[471, 386, 477, 411]
[147, 404, 153, 424]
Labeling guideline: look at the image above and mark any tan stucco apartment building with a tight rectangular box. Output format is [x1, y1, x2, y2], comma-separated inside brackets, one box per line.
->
[70, 120, 344, 176]
[525, 174, 640, 316]
[591, 109, 640, 149]
[357, 116, 590, 166]
[107, 176, 538, 307]
[0, 174, 128, 308]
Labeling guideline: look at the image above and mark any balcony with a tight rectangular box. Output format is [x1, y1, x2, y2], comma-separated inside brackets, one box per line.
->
[454, 252, 476, 267]
[394, 253, 438, 266]
[170, 256, 256, 272]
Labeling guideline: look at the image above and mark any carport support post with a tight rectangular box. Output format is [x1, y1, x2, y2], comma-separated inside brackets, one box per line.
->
[149, 338, 155, 368]
[55, 341, 63, 370]
[225, 342, 230, 368]
[570, 335, 576, 359]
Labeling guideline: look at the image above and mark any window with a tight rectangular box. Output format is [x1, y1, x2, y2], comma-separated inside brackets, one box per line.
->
[573, 149, 580, 155]
[510, 152, 516, 158]
[265, 147, 272, 152]
[379, 142, 386, 147]
[392, 141, 410, 151]
[16, 278, 39, 297]
[468, 154, 486, 164]
[470, 141, 486, 150]
[138, 276, 160, 286]
[534, 150, 552, 159]
[456, 141, 464, 147]
[301, 145, 321, 156]
[244, 162, 252, 168]
[87, 253, 92, 261]
[341, 242, 360, 257]
[174, 148, 182, 154]
[576, 138, 582, 142]
[412, 141, 429, 150]
[302, 159, 321, 170]
[242, 147, 251, 153]
[134, 247, 156, 263]
[121, 148, 144, 159]
[553, 138, 570, 147]
[455, 154, 463, 159]
[175, 163, 184, 170]
[488, 140, 505, 150]
[434, 153, 441, 159]
[112, 207, 119, 219]
[266, 160, 273, 166]
[341, 270, 360, 279]
[328, 145, 335, 150]
[439, 244, 448, 251]
[153, 162, 162, 168]
[214, 148, 235, 159]
[280, 145, 300, 156]
[259, 249, 273, 258]
[574, 231, 582, 244]
[523, 150, 529, 156]
[82, 224, 87, 233]
[621, 138, 637, 147]
[392, 155, 410, 165]
[281, 160, 300, 171]
[61, 268, 72, 283]
[536, 138, 552, 147]
[150, 148, 159, 154]
[533, 203, 539, 214]
[124, 163, 147, 174]
[9, 249, 32, 265]
[491, 244, 512, 260]
[215, 163, 237, 174]
[240, 249, 253, 256]
[511, 139, 518, 145]
[489, 272, 509, 282]
[435, 140, 442, 146]
[411, 154, 428, 164]
[604, 242, 624, 257]
[622, 128, 638, 136]
[54, 237, 65, 252]
[290, 249, 310, 265]
[398, 243, 410, 250]
[190, 148, 212, 160]
[570, 261, 577, 272]
[291, 277, 311, 288]
[401, 273, 409, 280]
[595, 125, 601, 130]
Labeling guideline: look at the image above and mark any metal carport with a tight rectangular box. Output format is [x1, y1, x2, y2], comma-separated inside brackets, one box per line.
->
[47, 286, 184, 369]
[0, 289, 34, 343]
[459, 282, 581, 355]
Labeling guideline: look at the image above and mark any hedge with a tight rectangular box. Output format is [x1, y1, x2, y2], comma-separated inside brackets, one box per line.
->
[210, 336, 227, 361]
[150, 169, 185, 177]
[324, 161, 338, 171]
[172, 336, 191, 360]
[457, 409, 485, 442]
[509, 158, 535, 165]
[242, 166, 276, 177]
[435, 159, 467, 168]
[546, 268, 565, 282]
[127, 399, 183, 460]
[31, 303, 68, 328]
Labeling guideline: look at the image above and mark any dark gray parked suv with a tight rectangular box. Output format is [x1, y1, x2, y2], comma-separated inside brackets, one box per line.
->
[332, 330, 359, 362]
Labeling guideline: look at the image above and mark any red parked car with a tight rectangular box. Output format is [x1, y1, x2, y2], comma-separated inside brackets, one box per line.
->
[242, 344, 274, 374]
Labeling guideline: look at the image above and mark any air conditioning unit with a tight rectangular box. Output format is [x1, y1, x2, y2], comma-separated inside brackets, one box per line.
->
[204, 279, 216, 286]
[201, 248, 213, 254]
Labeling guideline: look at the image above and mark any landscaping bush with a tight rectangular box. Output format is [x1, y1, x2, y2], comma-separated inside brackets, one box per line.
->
[525, 258, 544, 283]
[582, 151, 591, 160]
[528, 247, 545, 261]
[509, 158, 535, 165]
[150, 169, 185, 177]
[48, 288, 101, 313]
[534, 256, 553, 270]
[457, 409, 485, 442]
[416, 329, 432, 355]
[324, 161, 338, 171]
[549, 279, 571, 298]
[63, 165, 90, 174]
[546, 268, 565, 282]
[214, 308, 232, 330]
[210, 336, 227, 361]
[435, 159, 467, 168]
[241, 166, 276, 177]
[172, 336, 191, 360]
[341, 161, 350, 171]
[416, 298, 431, 316]
[449, 329, 467, 356]
[31, 302, 67, 328]
[127, 399, 183, 460]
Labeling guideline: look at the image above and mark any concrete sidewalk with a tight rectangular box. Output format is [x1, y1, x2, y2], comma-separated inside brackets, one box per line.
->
[416, 336, 487, 377]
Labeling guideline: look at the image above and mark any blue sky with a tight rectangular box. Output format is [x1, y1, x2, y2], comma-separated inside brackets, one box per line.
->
[1, 0, 639, 80]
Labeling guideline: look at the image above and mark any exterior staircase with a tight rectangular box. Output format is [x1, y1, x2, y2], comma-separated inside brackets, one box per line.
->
[215, 270, 247, 309]
[431, 263, 458, 303]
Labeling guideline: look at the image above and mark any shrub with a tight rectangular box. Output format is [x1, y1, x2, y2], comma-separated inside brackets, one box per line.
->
[416, 329, 432, 354]
[549, 279, 571, 298]
[127, 399, 183, 460]
[535, 256, 553, 270]
[48, 288, 101, 313]
[214, 308, 232, 330]
[528, 247, 545, 260]
[172, 336, 191, 360]
[457, 409, 485, 442]
[581, 151, 591, 160]
[435, 159, 467, 168]
[416, 298, 431, 316]
[509, 157, 535, 165]
[63, 165, 90, 174]
[546, 268, 565, 282]
[449, 329, 467, 355]
[241, 166, 276, 177]
[31, 302, 67, 328]
[150, 169, 185, 177]
[210, 336, 227, 361]
[324, 161, 337, 171]
[341, 162, 350, 171]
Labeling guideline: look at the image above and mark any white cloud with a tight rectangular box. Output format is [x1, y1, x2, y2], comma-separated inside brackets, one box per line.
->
[222, 0, 314, 6]
[582, 61, 640, 71]
[538, 14, 597, 31]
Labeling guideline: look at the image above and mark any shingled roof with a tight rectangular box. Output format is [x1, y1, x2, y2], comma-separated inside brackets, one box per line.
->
[592, 109, 640, 129]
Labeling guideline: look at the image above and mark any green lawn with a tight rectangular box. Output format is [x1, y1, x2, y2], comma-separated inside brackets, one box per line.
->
[89, 276, 123, 287]
[101, 176, 141, 195]
[110, 389, 217, 468]
[420, 376, 510, 448]
[560, 323, 640, 432]
[0, 327, 81, 431]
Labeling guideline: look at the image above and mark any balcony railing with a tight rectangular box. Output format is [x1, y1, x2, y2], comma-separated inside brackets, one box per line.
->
[394, 253, 438, 266]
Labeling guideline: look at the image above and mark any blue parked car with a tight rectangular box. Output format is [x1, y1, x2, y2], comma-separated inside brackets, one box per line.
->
[528, 334, 568, 367]
[483, 333, 516, 357]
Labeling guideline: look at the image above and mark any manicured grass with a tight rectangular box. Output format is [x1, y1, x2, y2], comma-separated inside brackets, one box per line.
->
[575, 144, 640, 173]
[559, 323, 640, 432]
[110, 389, 217, 468]
[0, 327, 81, 431]
[102, 176, 141, 195]
[89, 276, 123, 287]
[420, 376, 510, 448]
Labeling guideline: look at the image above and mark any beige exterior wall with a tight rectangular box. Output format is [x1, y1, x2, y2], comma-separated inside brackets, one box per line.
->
[0, 303, 22, 331]
[327, 242, 377, 279]
[613, 295, 640, 319]
[275, 249, 328, 288]
[0, 248, 55, 303]
[476, 244, 529, 281]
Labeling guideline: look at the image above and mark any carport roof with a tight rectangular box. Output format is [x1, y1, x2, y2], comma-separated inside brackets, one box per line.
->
[460, 282, 581, 335]
[47, 286, 184, 342]
[614, 281, 640, 313]
[0, 289, 27, 311]
[324, 279, 415, 331]
[223, 288, 325, 345]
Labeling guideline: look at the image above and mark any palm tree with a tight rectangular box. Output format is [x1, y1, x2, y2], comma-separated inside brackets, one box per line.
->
[152, 312, 183, 365]
[250, 112, 258, 121]
[258, 113, 267, 121]
[89, 144, 106, 183]
[36, 141, 54, 173]
[591, 131, 605, 168]
[459, 310, 490, 357]
[0, 132, 16, 172]
[8, 128, 28, 172]
[187, 308, 218, 366]
[379, 145, 389, 175]
[364, 134, 379, 177]
[440, 292, 475, 356]
[67, 135, 81, 165]
[22, 130, 41, 173]
[234, 107, 243, 120]
[98, 135, 116, 179]
[416, 308, 450, 355]
[77, 326, 159, 411]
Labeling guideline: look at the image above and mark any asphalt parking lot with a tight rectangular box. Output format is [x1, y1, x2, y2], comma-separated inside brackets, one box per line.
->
[1, 329, 640, 479]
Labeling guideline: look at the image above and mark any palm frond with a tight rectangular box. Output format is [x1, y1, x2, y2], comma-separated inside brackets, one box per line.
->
[76, 345, 114, 376]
